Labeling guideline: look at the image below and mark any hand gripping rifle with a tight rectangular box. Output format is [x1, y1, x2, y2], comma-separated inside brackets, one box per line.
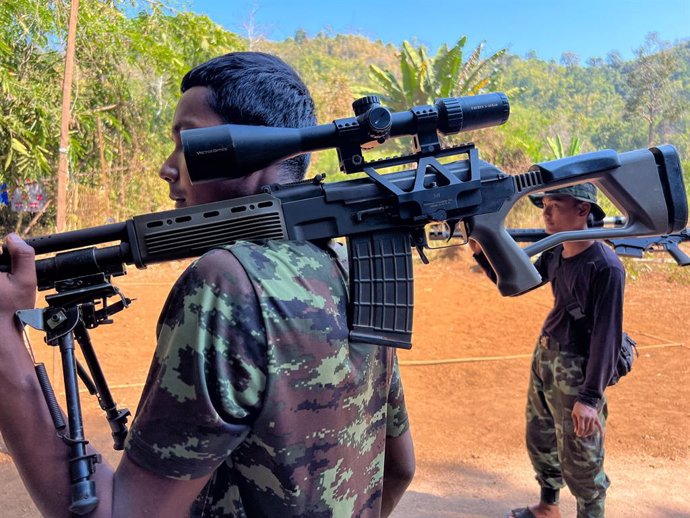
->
[0, 93, 688, 513]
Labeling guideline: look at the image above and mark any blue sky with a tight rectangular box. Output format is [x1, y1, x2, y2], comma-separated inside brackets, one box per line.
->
[186, 0, 689, 62]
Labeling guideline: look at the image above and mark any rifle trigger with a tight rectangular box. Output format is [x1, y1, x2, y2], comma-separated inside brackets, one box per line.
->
[415, 245, 430, 264]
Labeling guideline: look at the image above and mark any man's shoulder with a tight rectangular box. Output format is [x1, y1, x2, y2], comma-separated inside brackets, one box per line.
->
[167, 247, 249, 298]
[224, 240, 343, 277]
[166, 241, 344, 312]
[577, 243, 626, 292]
[179, 241, 329, 280]
[536, 244, 563, 273]
[591, 241, 625, 273]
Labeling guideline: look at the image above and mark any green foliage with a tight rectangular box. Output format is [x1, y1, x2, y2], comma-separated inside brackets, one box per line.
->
[616, 253, 690, 285]
[0, 1, 246, 232]
[623, 33, 688, 147]
[498, 38, 690, 163]
[663, 258, 690, 285]
[0, 3, 687, 236]
[0, 0, 61, 185]
[362, 37, 506, 111]
[546, 134, 581, 159]
[260, 33, 398, 122]
[619, 256, 652, 282]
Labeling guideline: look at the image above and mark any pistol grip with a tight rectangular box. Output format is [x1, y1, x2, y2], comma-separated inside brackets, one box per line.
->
[668, 243, 690, 266]
[470, 212, 543, 296]
[347, 230, 414, 348]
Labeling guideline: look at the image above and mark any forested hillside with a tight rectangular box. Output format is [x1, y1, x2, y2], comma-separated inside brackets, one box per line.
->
[0, 0, 688, 233]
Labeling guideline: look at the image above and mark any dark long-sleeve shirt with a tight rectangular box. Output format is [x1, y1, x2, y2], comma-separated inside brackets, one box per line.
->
[475, 241, 625, 407]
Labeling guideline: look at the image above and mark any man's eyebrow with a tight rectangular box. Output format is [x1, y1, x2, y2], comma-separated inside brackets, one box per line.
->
[172, 118, 202, 135]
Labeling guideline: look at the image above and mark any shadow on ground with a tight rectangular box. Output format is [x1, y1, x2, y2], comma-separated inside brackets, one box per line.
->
[390, 457, 690, 518]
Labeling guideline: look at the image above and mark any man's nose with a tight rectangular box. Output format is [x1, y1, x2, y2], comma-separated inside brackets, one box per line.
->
[159, 161, 179, 184]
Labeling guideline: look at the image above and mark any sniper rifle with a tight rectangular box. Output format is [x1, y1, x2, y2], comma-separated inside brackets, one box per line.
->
[0, 93, 687, 514]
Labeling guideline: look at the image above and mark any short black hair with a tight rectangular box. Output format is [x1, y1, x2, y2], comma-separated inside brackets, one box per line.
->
[181, 52, 317, 182]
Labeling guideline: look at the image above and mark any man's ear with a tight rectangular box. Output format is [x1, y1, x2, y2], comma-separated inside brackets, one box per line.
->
[578, 202, 591, 217]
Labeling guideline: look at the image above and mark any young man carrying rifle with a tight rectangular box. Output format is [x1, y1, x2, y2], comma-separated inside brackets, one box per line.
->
[0, 52, 414, 518]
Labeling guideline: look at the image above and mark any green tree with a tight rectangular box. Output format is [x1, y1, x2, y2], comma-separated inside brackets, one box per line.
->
[623, 33, 687, 146]
[259, 33, 399, 181]
[0, 0, 60, 185]
[0, 0, 246, 233]
[363, 37, 506, 111]
[0, 0, 63, 234]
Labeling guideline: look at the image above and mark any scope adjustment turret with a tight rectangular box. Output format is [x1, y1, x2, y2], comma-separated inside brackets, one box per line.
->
[352, 95, 382, 116]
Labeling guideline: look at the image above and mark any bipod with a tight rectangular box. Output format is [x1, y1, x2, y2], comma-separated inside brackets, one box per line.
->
[16, 272, 132, 515]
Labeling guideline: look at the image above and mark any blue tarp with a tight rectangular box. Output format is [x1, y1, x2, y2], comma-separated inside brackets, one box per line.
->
[0, 183, 8, 206]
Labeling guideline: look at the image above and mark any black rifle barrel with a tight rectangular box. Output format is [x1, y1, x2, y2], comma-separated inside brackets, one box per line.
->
[0, 225, 132, 290]
[20, 222, 128, 255]
[32, 244, 132, 290]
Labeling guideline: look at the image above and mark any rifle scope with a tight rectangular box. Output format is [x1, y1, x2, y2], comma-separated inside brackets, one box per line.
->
[182, 92, 509, 183]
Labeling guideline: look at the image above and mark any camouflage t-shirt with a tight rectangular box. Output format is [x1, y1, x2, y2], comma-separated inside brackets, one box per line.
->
[125, 240, 409, 517]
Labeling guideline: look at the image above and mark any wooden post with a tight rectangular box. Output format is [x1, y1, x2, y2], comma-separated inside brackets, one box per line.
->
[56, 0, 79, 232]
[96, 114, 111, 217]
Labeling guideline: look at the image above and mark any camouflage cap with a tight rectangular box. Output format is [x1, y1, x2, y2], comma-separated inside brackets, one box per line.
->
[528, 182, 606, 221]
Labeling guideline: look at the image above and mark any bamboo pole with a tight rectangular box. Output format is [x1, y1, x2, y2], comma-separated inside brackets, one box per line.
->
[56, 0, 80, 232]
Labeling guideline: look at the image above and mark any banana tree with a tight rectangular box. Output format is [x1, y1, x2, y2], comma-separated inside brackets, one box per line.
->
[546, 134, 582, 159]
[364, 36, 506, 111]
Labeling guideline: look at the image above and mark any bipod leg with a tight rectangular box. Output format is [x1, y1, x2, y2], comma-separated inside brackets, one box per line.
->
[49, 308, 100, 515]
[73, 321, 131, 450]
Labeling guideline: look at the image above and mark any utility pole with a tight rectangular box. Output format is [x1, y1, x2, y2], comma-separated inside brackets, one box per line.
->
[56, 0, 79, 232]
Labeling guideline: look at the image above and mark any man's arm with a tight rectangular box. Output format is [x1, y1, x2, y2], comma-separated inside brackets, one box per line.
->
[577, 265, 625, 406]
[109, 456, 210, 518]
[572, 261, 625, 437]
[380, 352, 415, 517]
[0, 234, 77, 515]
[0, 235, 211, 518]
[381, 429, 415, 517]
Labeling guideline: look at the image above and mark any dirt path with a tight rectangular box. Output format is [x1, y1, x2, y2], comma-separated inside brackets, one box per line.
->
[1, 250, 688, 517]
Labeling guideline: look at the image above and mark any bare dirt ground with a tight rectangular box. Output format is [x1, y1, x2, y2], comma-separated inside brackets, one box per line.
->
[1, 248, 688, 517]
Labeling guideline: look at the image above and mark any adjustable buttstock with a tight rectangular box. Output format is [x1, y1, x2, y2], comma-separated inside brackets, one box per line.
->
[524, 146, 688, 258]
[597, 145, 686, 233]
[467, 145, 688, 297]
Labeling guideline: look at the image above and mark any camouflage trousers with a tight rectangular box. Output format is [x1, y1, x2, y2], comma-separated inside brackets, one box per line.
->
[526, 341, 610, 518]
